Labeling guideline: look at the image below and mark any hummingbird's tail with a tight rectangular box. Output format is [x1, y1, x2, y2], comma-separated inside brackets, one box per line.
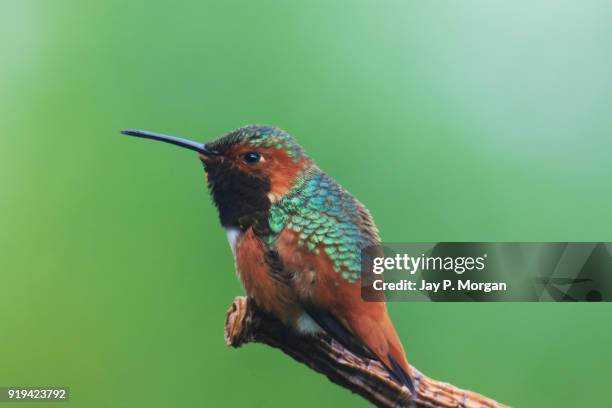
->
[305, 305, 416, 396]
[377, 322, 415, 396]
[346, 306, 416, 396]
[387, 346, 415, 396]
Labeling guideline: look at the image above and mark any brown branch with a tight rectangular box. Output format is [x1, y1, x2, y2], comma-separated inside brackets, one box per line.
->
[225, 296, 508, 408]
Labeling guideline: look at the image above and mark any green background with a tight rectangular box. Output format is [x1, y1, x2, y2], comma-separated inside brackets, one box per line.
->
[1, 1, 611, 407]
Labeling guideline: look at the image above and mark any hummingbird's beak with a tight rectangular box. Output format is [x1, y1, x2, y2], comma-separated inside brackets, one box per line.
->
[121, 129, 220, 156]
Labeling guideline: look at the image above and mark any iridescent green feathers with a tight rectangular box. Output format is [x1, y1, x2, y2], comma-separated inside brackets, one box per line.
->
[268, 167, 380, 284]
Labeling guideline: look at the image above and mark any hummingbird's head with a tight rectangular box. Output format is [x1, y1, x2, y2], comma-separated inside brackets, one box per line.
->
[122, 125, 313, 230]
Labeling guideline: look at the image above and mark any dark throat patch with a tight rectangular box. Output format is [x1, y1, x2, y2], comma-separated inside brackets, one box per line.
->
[203, 159, 272, 232]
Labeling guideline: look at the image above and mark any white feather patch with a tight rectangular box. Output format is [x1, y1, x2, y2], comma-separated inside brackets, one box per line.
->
[225, 227, 241, 257]
[267, 192, 282, 203]
[295, 312, 323, 334]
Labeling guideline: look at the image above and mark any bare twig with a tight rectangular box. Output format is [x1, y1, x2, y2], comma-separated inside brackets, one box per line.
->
[224, 296, 508, 408]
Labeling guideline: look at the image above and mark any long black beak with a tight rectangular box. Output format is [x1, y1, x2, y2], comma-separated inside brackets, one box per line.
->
[121, 129, 220, 156]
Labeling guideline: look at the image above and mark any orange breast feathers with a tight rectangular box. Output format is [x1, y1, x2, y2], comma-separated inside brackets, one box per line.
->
[234, 228, 302, 325]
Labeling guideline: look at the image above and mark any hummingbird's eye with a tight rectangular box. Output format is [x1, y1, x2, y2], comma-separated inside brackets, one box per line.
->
[243, 151, 262, 164]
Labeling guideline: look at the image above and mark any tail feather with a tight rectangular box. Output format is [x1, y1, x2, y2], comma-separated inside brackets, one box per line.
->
[345, 309, 416, 395]
[388, 352, 416, 395]
[305, 307, 415, 395]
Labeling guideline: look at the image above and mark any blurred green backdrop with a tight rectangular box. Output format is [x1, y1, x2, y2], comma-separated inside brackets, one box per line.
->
[1, 1, 611, 407]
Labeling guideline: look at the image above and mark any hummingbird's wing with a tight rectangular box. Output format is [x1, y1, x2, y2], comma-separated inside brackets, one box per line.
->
[269, 169, 414, 392]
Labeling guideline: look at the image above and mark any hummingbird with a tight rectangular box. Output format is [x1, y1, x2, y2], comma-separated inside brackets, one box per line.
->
[122, 125, 414, 393]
